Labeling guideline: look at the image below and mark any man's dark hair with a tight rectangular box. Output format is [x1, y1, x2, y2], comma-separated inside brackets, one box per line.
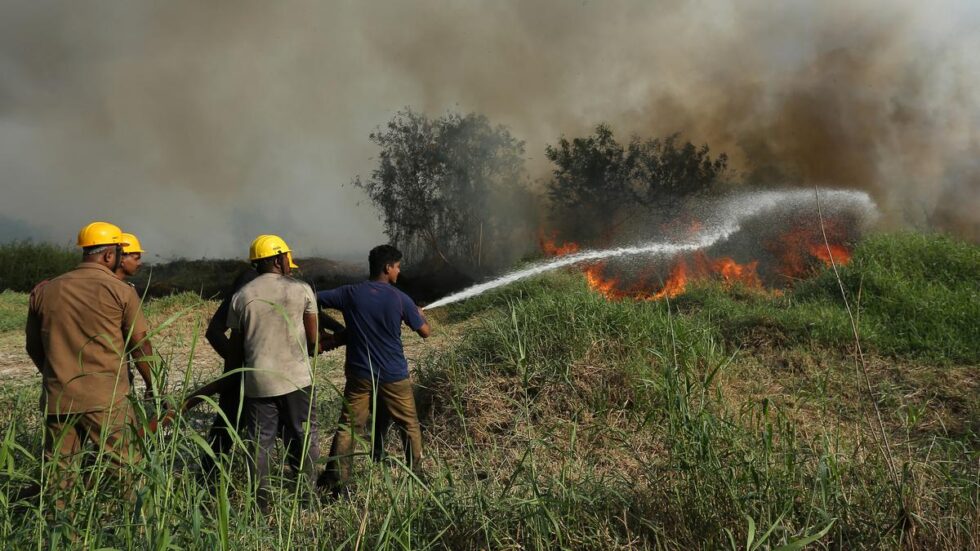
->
[82, 244, 113, 257]
[253, 255, 281, 273]
[369, 245, 402, 277]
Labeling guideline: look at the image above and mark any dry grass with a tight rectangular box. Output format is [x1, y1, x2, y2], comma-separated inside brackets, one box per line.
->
[0, 232, 976, 548]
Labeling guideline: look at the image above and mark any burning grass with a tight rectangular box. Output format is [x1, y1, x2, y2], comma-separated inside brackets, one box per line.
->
[538, 225, 979, 363]
[540, 209, 864, 301]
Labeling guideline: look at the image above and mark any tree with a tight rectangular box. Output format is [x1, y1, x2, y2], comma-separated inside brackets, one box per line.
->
[354, 109, 532, 273]
[546, 124, 729, 242]
[545, 125, 629, 242]
[622, 133, 729, 208]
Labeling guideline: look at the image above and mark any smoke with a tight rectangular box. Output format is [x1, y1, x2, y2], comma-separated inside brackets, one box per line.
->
[1, 1, 977, 260]
[628, 2, 980, 241]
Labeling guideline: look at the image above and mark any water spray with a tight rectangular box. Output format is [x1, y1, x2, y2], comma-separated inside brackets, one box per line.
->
[423, 189, 878, 310]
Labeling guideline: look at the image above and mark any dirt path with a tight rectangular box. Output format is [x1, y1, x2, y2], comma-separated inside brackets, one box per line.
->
[0, 331, 34, 381]
[0, 301, 228, 387]
[0, 301, 471, 390]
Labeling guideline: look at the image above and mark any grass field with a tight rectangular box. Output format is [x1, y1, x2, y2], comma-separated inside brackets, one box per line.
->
[0, 232, 976, 549]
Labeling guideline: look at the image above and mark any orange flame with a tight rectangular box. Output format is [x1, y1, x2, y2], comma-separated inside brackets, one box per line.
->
[711, 257, 761, 287]
[539, 229, 580, 257]
[579, 253, 762, 301]
[584, 263, 620, 297]
[652, 261, 689, 300]
[771, 222, 853, 278]
[539, 221, 852, 301]
[809, 243, 852, 266]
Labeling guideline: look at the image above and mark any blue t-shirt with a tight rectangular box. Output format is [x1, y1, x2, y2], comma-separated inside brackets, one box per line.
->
[317, 281, 425, 382]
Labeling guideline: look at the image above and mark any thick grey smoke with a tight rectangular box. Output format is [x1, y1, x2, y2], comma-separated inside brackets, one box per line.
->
[1, 0, 977, 259]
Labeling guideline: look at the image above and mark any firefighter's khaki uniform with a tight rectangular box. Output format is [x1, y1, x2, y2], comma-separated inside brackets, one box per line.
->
[26, 262, 149, 476]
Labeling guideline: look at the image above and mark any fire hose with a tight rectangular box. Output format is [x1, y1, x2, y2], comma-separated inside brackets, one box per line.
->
[138, 328, 346, 437]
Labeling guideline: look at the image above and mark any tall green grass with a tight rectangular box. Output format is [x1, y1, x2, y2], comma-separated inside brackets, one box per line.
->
[0, 241, 77, 292]
[414, 269, 976, 547]
[0, 232, 976, 548]
[797, 232, 980, 361]
[674, 232, 980, 362]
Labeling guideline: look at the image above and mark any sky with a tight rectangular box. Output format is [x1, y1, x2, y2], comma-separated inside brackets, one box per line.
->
[1, 0, 978, 260]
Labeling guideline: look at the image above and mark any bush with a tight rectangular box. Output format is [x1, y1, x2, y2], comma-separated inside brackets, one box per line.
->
[354, 109, 535, 274]
[131, 258, 251, 299]
[0, 241, 76, 292]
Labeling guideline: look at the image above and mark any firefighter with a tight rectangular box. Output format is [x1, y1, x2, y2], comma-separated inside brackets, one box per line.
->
[113, 232, 154, 387]
[181, 267, 346, 480]
[316, 244, 431, 496]
[114, 232, 145, 282]
[24, 221, 156, 499]
[225, 234, 321, 507]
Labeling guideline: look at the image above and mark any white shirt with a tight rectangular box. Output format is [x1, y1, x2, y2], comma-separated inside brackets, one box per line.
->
[227, 273, 317, 397]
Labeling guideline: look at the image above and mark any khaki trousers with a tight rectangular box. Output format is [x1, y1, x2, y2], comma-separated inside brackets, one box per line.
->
[43, 404, 139, 505]
[321, 375, 422, 488]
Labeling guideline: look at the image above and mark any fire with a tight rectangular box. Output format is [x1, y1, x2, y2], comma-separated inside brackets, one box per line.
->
[652, 261, 689, 300]
[580, 253, 761, 301]
[771, 222, 853, 279]
[539, 230, 580, 257]
[538, 219, 853, 301]
[809, 243, 852, 266]
[649, 254, 761, 300]
[711, 256, 761, 287]
[584, 264, 620, 296]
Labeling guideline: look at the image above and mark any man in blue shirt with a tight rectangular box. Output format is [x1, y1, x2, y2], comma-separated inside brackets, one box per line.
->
[316, 244, 430, 493]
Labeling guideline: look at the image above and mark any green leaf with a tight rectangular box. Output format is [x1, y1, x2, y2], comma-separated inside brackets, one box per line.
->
[774, 519, 836, 551]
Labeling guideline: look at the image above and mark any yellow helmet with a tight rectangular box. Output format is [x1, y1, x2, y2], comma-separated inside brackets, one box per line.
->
[77, 221, 128, 248]
[248, 235, 270, 260]
[249, 234, 299, 268]
[120, 233, 145, 254]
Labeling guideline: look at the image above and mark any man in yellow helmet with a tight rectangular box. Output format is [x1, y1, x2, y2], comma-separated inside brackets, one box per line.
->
[24, 222, 157, 500]
[114, 232, 145, 282]
[179, 255, 346, 482]
[225, 234, 321, 507]
[112, 233, 158, 388]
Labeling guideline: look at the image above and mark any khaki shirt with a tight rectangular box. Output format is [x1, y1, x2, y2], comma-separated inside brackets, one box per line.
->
[227, 273, 316, 398]
[26, 263, 149, 414]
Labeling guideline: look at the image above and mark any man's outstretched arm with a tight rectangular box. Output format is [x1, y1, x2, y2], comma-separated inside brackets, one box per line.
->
[181, 328, 244, 411]
[319, 311, 345, 334]
[129, 330, 157, 398]
[182, 376, 234, 412]
[405, 304, 432, 339]
[413, 306, 431, 339]
[304, 313, 320, 355]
